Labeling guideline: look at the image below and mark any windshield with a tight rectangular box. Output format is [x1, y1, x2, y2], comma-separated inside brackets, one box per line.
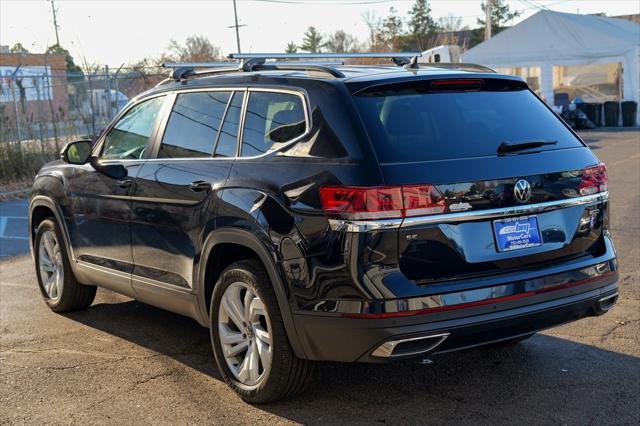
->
[353, 87, 583, 164]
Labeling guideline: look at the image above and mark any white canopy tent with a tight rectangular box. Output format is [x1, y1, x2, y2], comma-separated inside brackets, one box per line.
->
[463, 10, 640, 123]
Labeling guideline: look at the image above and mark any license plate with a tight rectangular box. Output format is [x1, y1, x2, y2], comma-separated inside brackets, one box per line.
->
[493, 215, 542, 252]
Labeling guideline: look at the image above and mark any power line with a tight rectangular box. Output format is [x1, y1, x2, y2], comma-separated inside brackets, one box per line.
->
[248, 0, 572, 20]
[250, 0, 393, 5]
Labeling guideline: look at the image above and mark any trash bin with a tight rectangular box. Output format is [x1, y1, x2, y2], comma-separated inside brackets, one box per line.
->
[603, 101, 619, 127]
[593, 103, 603, 127]
[621, 101, 637, 127]
[576, 103, 600, 126]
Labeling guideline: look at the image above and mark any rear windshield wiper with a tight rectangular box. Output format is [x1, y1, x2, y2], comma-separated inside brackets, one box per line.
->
[497, 140, 557, 155]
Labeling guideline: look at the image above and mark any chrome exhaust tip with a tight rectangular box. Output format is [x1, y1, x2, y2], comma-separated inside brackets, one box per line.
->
[597, 292, 618, 312]
[371, 332, 450, 358]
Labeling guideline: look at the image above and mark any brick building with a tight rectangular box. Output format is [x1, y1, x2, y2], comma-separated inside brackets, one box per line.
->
[0, 53, 68, 123]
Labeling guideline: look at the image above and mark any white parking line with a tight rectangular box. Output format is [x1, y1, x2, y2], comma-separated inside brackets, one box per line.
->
[0, 215, 28, 240]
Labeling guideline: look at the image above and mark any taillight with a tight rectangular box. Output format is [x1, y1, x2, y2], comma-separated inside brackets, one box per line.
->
[320, 185, 446, 220]
[402, 185, 446, 216]
[580, 163, 608, 196]
[319, 186, 403, 220]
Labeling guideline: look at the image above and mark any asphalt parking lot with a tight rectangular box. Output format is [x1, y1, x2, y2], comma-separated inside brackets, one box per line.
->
[1, 130, 639, 425]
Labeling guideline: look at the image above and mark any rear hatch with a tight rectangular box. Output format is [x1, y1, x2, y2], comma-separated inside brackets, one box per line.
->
[351, 76, 609, 284]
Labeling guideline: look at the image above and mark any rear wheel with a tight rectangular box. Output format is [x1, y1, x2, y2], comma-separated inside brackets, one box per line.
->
[210, 259, 313, 403]
[34, 218, 96, 312]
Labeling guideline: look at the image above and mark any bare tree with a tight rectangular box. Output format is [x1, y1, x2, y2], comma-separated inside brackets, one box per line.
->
[164, 35, 223, 62]
[324, 30, 359, 53]
[361, 9, 381, 51]
[438, 14, 465, 45]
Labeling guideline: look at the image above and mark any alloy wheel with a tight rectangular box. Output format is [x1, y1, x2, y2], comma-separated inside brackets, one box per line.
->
[38, 230, 64, 301]
[218, 282, 273, 388]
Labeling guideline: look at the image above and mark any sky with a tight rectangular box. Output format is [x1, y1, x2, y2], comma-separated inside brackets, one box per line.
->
[1, 0, 639, 67]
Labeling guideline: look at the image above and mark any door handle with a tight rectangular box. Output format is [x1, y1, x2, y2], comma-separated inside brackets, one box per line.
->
[189, 180, 211, 192]
[117, 178, 133, 189]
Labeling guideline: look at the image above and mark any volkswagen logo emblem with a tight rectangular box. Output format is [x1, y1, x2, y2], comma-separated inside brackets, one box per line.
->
[514, 179, 532, 203]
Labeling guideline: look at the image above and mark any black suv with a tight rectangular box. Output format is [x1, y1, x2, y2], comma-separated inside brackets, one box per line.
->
[29, 53, 618, 403]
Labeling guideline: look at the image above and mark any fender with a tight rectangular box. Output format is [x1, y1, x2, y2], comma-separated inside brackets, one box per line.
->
[196, 227, 307, 359]
[28, 195, 85, 282]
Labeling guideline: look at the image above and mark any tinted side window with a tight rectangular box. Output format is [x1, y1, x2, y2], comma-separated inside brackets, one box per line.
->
[241, 92, 305, 157]
[158, 91, 231, 158]
[214, 91, 244, 157]
[102, 96, 165, 160]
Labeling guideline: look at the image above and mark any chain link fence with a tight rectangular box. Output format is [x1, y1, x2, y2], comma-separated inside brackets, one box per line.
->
[0, 67, 165, 184]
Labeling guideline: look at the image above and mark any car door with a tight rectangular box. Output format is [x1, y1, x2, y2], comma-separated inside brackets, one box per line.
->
[129, 89, 242, 317]
[67, 94, 168, 297]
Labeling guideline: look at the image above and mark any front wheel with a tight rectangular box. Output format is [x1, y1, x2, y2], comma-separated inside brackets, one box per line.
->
[210, 259, 313, 403]
[34, 218, 96, 312]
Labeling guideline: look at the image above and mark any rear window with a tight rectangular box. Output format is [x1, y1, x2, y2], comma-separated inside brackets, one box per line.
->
[353, 85, 583, 163]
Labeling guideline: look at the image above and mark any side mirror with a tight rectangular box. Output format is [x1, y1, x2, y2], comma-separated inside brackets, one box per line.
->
[61, 140, 93, 165]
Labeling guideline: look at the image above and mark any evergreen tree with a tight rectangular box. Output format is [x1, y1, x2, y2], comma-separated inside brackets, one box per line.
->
[476, 0, 522, 36]
[379, 7, 403, 49]
[408, 0, 436, 50]
[285, 42, 298, 54]
[10, 43, 30, 54]
[300, 27, 324, 53]
[45, 43, 83, 81]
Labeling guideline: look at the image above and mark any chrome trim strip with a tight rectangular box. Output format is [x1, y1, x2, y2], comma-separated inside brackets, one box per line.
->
[598, 292, 618, 303]
[371, 333, 450, 358]
[132, 274, 194, 294]
[328, 192, 608, 232]
[129, 195, 200, 205]
[76, 260, 130, 279]
[402, 191, 608, 228]
[328, 218, 403, 232]
[93, 87, 312, 162]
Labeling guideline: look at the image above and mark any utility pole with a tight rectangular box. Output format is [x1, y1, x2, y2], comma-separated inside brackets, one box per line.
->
[485, 0, 493, 40]
[105, 65, 111, 121]
[228, 0, 246, 53]
[50, 0, 61, 46]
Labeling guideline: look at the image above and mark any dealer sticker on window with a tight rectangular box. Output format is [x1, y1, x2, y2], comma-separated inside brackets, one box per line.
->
[493, 215, 542, 252]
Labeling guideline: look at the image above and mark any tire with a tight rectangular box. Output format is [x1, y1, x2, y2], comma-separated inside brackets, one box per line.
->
[210, 259, 313, 403]
[34, 218, 96, 312]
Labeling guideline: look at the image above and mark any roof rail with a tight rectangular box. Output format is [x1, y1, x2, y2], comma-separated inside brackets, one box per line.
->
[228, 52, 421, 67]
[157, 59, 349, 84]
[162, 62, 237, 69]
[155, 52, 426, 86]
[251, 62, 346, 78]
[156, 62, 240, 86]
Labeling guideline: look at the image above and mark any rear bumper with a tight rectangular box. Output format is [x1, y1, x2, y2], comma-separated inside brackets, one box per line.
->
[292, 261, 618, 362]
